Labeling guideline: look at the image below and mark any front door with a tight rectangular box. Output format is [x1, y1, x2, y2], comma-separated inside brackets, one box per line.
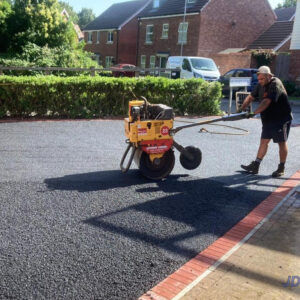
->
[159, 56, 167, 68]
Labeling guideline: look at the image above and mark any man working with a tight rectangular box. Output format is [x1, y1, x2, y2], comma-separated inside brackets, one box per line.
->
[239, 66, 293, 177]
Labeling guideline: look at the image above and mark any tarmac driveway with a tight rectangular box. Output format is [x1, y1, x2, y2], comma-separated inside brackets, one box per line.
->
[0, 109, 299, 299]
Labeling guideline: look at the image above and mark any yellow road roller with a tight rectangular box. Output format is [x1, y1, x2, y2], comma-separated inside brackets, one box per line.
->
[120, 98, 250, 180]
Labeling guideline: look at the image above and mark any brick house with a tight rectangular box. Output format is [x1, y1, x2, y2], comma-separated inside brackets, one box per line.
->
[248, 6, 296, 53]
[83, 0, 151, 67]
[137, 0, 276, 69]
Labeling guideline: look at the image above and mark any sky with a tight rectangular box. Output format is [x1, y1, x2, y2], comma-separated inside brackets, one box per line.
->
[65, 0, 285, 16]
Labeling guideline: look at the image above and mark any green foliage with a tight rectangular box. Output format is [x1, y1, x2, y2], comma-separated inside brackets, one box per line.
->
[5, 0, 78, 53]
[252, 50, 276, 67]
[0, 76, 222, 118]
[0, 42, 99, 75]
[0, 0, 12, 52]
[277, 0, 296, 8]
[283, 80, 300, 97]
[58, 1, 79, 23]
[78, 8, 95, 29]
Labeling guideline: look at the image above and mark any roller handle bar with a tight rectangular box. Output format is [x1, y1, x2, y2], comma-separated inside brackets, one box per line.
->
[171, 112, 249, 134]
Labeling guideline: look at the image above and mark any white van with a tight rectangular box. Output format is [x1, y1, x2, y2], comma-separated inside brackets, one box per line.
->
[166, 56, 220, 81]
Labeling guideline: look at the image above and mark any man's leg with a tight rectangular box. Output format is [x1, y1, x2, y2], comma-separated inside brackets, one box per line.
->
[272, 120, 291, 178]
[272, 142, 288, 177]
[279, 141, 288, 163]
[257, 138, 271, 160]
[241, 138, 270, 174]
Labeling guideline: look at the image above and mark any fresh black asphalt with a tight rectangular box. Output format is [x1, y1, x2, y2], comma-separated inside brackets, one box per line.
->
[0, 106, 299, 299]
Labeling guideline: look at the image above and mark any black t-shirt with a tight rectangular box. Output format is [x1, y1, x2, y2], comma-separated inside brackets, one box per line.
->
[251, 77, 292, 124]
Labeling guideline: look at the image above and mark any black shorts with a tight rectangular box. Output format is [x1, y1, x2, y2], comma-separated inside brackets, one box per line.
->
[261, 121, 291, 143]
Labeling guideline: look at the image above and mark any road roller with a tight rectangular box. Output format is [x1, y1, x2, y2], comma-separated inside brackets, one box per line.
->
[120, 98, 251, 180]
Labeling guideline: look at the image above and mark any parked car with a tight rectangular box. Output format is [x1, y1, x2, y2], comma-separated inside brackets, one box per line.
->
[166, 56, 220, 81]
[219, 68, 258, 98]
[111, 64, 136, 77]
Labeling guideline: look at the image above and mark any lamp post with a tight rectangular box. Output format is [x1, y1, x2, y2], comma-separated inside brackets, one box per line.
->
[180, 0, 187, 56]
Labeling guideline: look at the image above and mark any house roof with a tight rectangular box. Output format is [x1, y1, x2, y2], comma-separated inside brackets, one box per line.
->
[139, 0, 210, 18]
[83, 0, 150, 31]
[247, 21, 294, 50]
[274, 6, 296, 21]
[218, 48, 246, 54]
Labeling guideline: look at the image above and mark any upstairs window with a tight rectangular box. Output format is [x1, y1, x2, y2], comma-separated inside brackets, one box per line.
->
[146, 25, 154, 44]
[87, 31, 92, 43]
[178, 22, 188, 44]
[153, 0, 160, 8]
[161, 24, 169, 39]
[107, 31, 113, 43]
[96, 31, 100, 44]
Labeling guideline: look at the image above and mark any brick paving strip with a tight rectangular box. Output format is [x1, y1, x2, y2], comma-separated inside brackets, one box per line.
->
[139, 170, 300, 300]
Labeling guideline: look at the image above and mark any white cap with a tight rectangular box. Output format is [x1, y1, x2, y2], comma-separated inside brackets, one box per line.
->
[257, 66, 273, 76]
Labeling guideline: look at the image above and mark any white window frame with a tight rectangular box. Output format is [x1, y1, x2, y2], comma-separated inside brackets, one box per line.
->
[178, 22, 188, 44]
[107, 31, 113, 44]
[96, 31, 100, 44]
[105, 56, 114, 68]
[161, 24, 169, 39]
[87, 31, 92, 44]
[146, 25, 154, 44]
[141, 55, 146, 70]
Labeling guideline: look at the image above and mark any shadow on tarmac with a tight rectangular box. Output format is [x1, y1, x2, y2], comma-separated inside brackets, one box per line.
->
[44, 169, 271, 259]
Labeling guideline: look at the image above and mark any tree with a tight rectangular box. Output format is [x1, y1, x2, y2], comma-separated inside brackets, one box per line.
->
[7, 0, 78, 52]
[78, 8, 95, 29]
[0, 0, 12, 52]
[277, 0, 297, 8]
[58, 1, 79, 23]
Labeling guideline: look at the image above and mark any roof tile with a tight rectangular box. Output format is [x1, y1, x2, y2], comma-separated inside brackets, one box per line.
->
[84, 0, 150, 31]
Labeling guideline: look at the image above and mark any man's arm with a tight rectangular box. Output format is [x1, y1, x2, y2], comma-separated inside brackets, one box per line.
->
[240, 94, 255, 111]
[254, 98, 272, 114]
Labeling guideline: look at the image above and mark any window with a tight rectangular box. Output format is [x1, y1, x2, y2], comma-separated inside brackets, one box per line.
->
[178, 22, 188, 44]
[150, 55, 156, 74]
[87, 32, 92, 43]
[105, 56, 114, 68]
[182, 59, 192, 72]
[187, 0, 196, 3]
[96, 31, 100, 44]
[223, 70, 236, 80]
[146, 25, 154, 43]
[107, 31, 113, 43]
[161, 24, 169, 39]
[153, 0, 160, 8]
[141, 55, 146, 69]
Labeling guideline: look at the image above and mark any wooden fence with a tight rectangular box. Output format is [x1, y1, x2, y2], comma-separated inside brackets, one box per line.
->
[0, 65, 179, 78]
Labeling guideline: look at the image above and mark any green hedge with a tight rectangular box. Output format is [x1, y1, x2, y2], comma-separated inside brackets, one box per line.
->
[0, 76, 222, 118]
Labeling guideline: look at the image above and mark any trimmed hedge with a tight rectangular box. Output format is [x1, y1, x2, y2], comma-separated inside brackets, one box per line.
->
[0, 76, 222, 118]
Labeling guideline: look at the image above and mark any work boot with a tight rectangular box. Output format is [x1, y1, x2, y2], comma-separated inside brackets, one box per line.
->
[241, 161, 260, 174]
[272, 164, 285, 178]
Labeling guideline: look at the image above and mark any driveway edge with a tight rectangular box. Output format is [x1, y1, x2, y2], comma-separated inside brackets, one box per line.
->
[139, 170, 300, 300]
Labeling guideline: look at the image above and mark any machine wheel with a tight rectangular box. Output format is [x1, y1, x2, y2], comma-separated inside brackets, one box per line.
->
[139, 150, 175, 180]
[179, 146, 202, 170]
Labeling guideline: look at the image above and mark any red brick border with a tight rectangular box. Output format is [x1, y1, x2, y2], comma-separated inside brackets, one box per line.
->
[139, 170, 300, 300]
